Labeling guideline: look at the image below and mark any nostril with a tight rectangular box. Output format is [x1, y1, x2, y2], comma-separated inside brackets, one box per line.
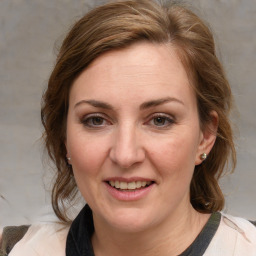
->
[109, 140, 145, 168]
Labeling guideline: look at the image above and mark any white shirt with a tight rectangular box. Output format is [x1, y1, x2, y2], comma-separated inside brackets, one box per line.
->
[9, 222, 69, 256]
[8, 214, 256, 256]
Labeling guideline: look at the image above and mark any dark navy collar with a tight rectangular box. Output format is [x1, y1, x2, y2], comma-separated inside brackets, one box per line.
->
[66, 205, 221, 256]
[66, 204, 95, 256]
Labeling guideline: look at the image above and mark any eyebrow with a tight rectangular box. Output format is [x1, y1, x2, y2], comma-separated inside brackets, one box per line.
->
[74, 100, 113, 110]
[74, 97, 184, 110]
[139, 97, 184, 110]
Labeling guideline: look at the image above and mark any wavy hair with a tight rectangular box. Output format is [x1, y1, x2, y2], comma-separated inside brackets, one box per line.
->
[41, 0, 236, 222]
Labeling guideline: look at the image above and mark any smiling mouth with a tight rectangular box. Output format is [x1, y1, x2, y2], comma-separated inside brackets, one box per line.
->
[106, 180, 154, 191]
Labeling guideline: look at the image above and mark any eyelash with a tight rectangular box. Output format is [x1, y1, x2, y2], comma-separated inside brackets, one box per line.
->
[81, 113, 175, 129]
[147, 114, 175, 128]
[81, 113, 110, 128]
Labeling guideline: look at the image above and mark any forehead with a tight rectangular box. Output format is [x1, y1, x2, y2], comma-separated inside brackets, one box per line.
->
[70, 42, 196, 107]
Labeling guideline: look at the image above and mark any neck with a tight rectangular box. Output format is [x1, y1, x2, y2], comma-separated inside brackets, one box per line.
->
[92, 205, 210, 256]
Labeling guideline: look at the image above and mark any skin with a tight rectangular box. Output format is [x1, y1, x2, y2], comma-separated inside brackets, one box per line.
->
[66, 42, 218, 256]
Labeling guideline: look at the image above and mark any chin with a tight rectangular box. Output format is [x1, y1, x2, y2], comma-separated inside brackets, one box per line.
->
[101, 206, 157, 233]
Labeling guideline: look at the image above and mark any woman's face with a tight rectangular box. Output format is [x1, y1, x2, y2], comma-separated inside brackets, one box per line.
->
[66, 42, 208, 232]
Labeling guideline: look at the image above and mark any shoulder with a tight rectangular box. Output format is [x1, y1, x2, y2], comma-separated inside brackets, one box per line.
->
[205, 213, 256, 256]
[222, 213, 256, 238]
[9, 223, 70, 256]
[0, 225, 30, 255]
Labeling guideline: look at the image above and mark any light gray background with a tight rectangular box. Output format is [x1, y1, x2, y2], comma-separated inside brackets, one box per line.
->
[0, 0, 255, 227]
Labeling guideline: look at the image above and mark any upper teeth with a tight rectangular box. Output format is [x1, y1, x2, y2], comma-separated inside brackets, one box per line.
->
[109, 181, 152, 190]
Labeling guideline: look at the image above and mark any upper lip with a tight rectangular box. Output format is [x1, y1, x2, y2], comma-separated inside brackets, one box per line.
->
[104, 177, 155, 182]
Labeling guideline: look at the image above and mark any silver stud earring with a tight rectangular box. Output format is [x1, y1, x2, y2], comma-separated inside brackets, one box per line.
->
[67, 156, 71, 161]
[200, 153, 207, 161]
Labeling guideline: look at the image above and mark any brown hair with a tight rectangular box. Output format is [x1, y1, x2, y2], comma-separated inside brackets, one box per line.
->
[41, 0, 236, 222]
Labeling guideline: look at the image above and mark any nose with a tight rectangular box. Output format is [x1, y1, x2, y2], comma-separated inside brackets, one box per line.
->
[109, 124, 145, 169]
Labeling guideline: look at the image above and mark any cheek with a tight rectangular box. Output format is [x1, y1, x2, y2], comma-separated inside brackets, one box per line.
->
[148, 131, 199, 178]
[67, 134, 110, 202]
[67, 131, 109, 177]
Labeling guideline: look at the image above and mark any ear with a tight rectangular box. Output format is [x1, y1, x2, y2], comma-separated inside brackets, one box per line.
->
[64, 140, 68, 156]
[195, 111, 218, 165]
[65, 140, 72, 164]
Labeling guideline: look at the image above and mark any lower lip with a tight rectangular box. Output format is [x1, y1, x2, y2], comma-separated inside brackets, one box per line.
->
[105, 182, 154, 201]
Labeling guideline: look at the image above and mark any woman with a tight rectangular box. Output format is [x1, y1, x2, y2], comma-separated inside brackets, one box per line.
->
[2, 0, 256, 255]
